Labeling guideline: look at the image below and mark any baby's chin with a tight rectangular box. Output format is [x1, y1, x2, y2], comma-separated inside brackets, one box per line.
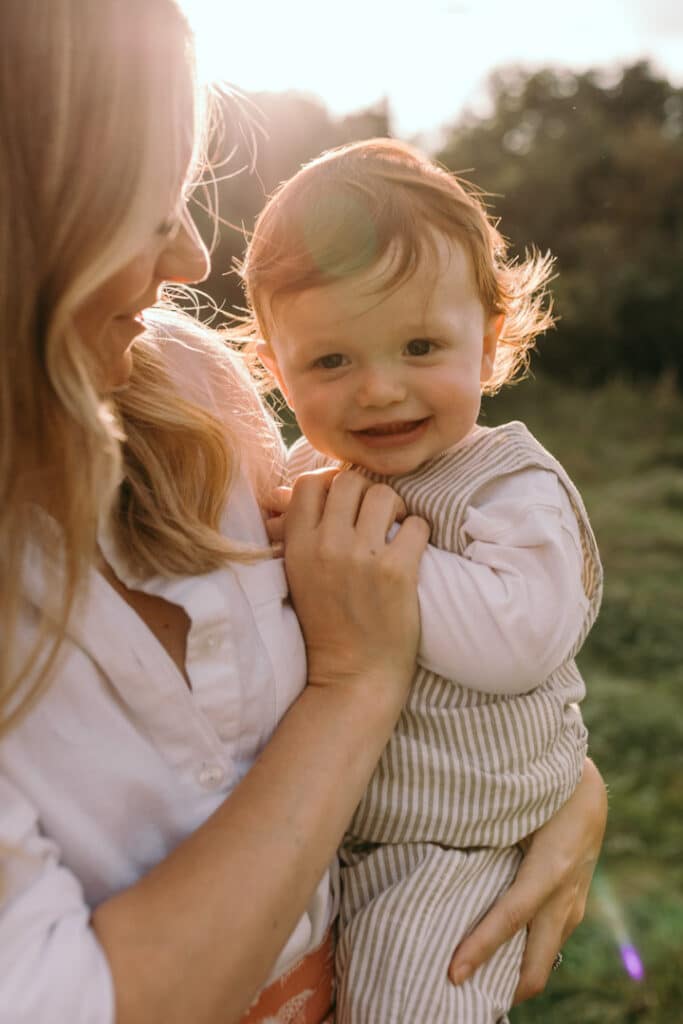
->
[336, 447, 434, 478]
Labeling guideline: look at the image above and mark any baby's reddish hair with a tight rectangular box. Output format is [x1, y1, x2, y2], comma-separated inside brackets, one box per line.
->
[242, 138, 554, 393]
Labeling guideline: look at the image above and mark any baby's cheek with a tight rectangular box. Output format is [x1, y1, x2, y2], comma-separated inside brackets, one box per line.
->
[297, 398, 335, 441]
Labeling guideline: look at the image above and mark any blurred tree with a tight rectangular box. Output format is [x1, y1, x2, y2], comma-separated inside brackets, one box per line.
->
[437, 61, 683, 386]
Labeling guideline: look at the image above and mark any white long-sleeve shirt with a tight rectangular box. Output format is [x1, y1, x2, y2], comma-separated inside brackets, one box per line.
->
[416, 464, 588, 692]
[0, 335, 334, 1024]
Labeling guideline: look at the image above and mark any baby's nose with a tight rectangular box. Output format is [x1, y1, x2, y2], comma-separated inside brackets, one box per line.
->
[356, 368, 406, 407]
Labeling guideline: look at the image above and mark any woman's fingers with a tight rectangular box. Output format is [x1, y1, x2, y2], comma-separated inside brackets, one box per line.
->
[448, 852, 554, 986]
[388, 514, 431, 560]
[353, 482, 408, 545]
[511, 884, 576, 1003]
[285, 468, 340, 533]
[318, 470, 375, 532]
[448, 759, 606, 997]
[288, 470, 408, 546]
[282, 467, 428, 698]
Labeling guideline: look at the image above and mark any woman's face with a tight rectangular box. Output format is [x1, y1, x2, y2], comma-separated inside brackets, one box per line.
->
[74, 208, 210, 392]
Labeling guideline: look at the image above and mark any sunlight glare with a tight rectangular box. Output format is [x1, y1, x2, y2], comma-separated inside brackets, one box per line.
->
[179, 0, 394, 118]
[177, 0, 683, 140]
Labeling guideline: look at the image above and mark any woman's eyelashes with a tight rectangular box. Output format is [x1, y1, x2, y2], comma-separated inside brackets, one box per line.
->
[156, 217, 181, 238]
[156, 200, 187, 238]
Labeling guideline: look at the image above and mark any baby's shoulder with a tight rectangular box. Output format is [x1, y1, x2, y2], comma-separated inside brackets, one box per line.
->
[468, 421, 566, 476]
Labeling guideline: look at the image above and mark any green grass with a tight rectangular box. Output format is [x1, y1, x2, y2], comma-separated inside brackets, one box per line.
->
[480, 375, 683, 1023]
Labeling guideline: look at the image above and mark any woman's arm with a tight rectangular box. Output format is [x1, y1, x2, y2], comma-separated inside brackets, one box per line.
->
[92, 470, 429, 1024]
[449, 757, 608, 1000]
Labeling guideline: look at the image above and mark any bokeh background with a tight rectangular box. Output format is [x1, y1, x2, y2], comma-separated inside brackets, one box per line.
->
[179, 2, 683, 1019]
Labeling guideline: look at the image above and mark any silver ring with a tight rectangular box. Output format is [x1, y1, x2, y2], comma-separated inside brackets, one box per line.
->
[552, 951, 564, 971]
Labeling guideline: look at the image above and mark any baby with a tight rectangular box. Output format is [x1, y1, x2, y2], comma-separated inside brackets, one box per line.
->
[242, 139, 602, 1023]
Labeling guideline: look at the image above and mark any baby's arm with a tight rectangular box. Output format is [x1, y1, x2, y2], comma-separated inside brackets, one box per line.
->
[417, 468, 589, 693]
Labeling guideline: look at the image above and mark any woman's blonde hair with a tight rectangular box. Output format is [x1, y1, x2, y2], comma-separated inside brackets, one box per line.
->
[1, 0, 279, 736]
[113, 310, 282, 578]
[242, 137, 555, 394]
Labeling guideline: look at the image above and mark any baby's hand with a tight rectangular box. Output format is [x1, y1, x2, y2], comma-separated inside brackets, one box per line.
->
[263, 485, 292, 550]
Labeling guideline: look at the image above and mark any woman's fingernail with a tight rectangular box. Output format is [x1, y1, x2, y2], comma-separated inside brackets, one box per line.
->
[449, 962, 472, 986]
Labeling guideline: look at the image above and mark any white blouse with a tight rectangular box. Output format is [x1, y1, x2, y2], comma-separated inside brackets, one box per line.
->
[0, 336, 333, 1024]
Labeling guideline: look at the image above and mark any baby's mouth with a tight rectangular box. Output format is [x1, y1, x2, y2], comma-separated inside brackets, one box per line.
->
[355, 418, 428, 436]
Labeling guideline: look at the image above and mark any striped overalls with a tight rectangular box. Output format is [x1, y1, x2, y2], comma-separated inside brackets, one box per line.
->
[288, 422, 602, 1023]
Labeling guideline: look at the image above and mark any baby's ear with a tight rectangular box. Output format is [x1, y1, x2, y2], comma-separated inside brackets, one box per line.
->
[255, 341, 291, 404]
[481, 314, 504, 382]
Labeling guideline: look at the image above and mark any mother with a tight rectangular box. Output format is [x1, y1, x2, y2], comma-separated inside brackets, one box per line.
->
[0, 2, 607, 1022]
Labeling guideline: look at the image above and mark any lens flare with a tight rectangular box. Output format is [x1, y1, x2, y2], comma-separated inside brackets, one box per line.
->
[620, 943, 645, 982]
[593, 871, 645, 982]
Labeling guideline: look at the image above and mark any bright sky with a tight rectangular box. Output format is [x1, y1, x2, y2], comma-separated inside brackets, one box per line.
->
[179, 0, 683, 139]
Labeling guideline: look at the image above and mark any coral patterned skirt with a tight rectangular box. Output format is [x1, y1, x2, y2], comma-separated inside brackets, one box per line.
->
[240, 930, 335, 1024]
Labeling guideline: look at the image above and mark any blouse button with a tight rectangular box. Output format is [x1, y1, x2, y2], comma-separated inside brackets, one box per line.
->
[203, 631, 223, 654]
[197, 763, 226, 789]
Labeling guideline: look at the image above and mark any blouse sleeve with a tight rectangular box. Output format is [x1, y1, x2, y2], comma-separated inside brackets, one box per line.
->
[416, 467, 589, 694]
[0, 775, 115, 1024]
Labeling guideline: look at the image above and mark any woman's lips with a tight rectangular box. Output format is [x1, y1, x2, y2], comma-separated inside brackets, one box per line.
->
[351, 417, 431, 447]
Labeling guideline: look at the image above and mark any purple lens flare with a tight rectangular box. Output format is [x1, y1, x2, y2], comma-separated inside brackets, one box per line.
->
[620, 943, 645, 982]
[593, 872, 646, 983]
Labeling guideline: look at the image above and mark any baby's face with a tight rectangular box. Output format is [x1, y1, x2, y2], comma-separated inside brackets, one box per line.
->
[259, 232, 500, 476]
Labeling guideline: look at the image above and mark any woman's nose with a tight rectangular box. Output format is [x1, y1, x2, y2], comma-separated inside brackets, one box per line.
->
[159, 212, 210, 284]
[356, 367, 406, 408]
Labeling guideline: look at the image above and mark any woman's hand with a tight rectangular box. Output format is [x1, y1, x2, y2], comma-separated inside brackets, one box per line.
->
[449, 758, 607, 1002]
[281, 468, 429, 700]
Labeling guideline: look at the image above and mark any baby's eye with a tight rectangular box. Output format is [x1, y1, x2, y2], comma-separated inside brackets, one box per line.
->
[405, 338, 434, 356]
[314, 353, 347, 370]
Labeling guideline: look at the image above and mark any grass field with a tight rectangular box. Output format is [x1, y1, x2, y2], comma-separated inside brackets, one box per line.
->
[479, 375, 683, 1023]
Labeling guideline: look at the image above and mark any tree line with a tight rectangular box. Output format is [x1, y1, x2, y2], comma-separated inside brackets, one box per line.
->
[192, 61, 683, 388]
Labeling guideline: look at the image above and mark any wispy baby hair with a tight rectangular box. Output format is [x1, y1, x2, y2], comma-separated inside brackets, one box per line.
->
[242, 137, 554, 394]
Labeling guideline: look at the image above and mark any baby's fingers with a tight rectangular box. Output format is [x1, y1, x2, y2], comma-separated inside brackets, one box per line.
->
[264, 485, 292, 518]
[265, 515, 286, 545]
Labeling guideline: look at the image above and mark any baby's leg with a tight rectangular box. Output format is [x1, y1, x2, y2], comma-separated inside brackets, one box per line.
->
[336, 843, 524, 1024]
